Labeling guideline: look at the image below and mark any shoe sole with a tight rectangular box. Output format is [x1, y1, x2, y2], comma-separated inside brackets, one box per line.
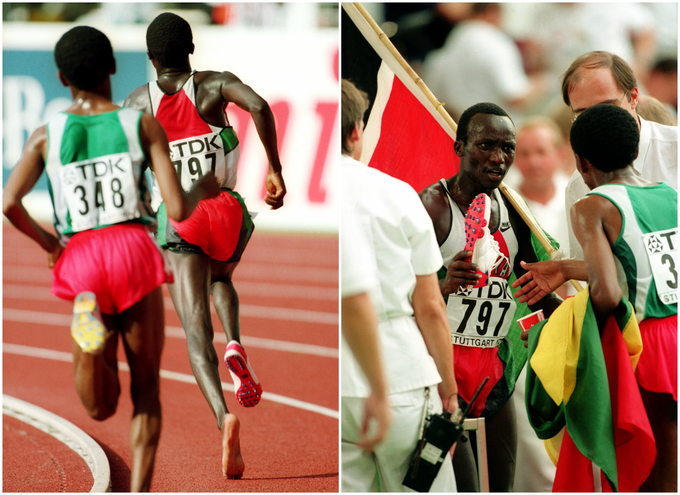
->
[224, 345, 262, 408]
[465, 194, 491, 288]
[71, 292, 106, 355]
[464, 194, 490, 253]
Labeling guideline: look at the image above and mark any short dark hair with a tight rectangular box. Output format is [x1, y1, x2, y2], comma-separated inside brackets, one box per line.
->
[341, 79, 369, 155]
[456, 102, 512, 144]
[570, 104, 639, 172]
[54, 26, 114, 90]
[561, 51, 637, 107]
[146, 12, 193, 68]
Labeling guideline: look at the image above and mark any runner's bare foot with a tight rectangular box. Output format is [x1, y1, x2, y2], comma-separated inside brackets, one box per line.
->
[221, 413, 245, 479]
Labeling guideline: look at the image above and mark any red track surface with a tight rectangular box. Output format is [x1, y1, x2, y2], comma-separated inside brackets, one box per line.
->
[3, 223, 339, 492]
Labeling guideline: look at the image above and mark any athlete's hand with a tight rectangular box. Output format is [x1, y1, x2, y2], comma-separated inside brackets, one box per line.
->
[47, 239, 64, 269]
[264, 170, 286, 209]
[440, 250, 480, 296]
[512, 260, 564, 305]
[357, 392, 392, 452]
[192, 172, 221, 200]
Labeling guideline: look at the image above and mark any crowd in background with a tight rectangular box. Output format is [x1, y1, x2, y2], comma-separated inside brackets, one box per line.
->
[3, 2, 339, 28]
[362, 1, 676, 260]
[367, 3, 676, 121]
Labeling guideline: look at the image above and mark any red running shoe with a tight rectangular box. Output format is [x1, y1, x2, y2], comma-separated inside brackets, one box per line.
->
[464, 193, 490, 253]
[224, 341, 262, 407]
[464, 193, 504, 288]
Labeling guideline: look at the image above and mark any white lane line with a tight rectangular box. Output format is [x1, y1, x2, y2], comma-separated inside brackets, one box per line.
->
[163, 327, 338, 358]
[3, 394, 111, 492]
[4, 263, 338, 284]
[2, 291, 338, 325]
[2, 309, 338, 358]
[3, 280, 338, 301]
[3, 343, 338, 419]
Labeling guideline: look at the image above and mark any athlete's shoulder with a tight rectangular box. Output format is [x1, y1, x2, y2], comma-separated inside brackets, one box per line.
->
[194, 70, 243, 86]
[419, 179, 449, 215]
[124, 84, 152, 113]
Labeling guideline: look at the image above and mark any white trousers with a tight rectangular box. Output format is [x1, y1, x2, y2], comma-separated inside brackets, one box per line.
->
[342, 386, 457, 492]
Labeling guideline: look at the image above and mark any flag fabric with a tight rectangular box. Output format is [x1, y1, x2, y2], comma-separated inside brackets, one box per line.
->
[342, 4, 459, 192]
[342, 3, 560, 385]
[526, 287, 656, 492]
[360, 62, 458, 193]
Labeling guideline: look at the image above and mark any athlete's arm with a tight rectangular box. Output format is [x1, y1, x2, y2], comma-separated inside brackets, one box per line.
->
[419, 183, 452, 246]
[571, 196, 622, 321]
[512, 259, 588, 305]
[413, 273, 459, 416]
[3, 126, 64, 267]
[219, 74, 286, 209]
[139, 113, 220, 221]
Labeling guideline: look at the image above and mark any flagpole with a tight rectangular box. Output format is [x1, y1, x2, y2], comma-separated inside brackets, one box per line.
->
[349, 2, 583, 292]
[350, 3, 458, 134]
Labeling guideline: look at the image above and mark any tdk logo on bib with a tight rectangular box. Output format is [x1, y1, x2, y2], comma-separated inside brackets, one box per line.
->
[170, 133, 222, 159]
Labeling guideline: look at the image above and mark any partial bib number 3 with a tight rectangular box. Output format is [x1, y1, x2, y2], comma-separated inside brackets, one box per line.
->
[643, 228, 678, 305]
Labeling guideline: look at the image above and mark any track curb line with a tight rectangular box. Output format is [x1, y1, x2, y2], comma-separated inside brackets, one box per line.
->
[3, 394, 111, 492]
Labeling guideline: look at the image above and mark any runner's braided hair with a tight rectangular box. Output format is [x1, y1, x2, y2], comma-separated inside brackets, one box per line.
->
[570, 104, 639, 172]
[456, 102, 512, 144]
[54, 26, 114, 90]
[146, 12, 194, 68]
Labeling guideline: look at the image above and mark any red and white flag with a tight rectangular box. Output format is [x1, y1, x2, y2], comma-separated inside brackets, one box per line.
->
[342, 3, 460, 193]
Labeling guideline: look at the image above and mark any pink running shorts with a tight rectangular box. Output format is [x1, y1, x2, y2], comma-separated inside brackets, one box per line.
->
[51, 223, 168, 314]
[636, 315, 677, 400]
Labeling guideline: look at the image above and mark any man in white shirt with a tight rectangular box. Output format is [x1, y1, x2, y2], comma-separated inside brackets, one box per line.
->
[424, 3, 546, 122]
[341, 199, 392, 453]
[341, 79, 459, 492]
[562, 51, 678, 260]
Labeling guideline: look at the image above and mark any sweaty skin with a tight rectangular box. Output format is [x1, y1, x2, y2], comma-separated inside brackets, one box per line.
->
[4, 61, 219, 491]
[125, 49, 286, 479]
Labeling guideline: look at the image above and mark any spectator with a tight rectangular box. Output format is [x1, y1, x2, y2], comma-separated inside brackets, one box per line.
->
[561, 51, 677, 261]
[341, 199, 392, 453]
[643, 58, 678, 121]
[341, 79, 459, 492]
[424, 3, 547, 122]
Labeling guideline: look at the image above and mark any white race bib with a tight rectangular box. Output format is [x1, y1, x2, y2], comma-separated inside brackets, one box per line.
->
[168, 132, 226, 191]
[60, 152, 139, 232]
[446, 277, 517, 348]
[642, 228, 678, 305]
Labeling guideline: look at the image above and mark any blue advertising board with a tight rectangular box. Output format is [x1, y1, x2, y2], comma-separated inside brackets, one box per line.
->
[3, 49, 148, 188]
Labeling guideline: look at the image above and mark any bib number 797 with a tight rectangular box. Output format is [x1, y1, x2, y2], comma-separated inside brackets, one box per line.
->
[455, 299, 512, 336]
[173, 152, 217, 188]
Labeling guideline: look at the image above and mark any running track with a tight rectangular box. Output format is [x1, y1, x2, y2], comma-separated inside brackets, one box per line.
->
[3, 222, 339, 492]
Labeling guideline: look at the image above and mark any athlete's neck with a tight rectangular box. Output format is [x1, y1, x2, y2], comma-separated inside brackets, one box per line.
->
[65, 85, 118, 115]
[447, 175, 495, 211]
[156, 67, 193, 93]
[158, 66, 192, 79]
